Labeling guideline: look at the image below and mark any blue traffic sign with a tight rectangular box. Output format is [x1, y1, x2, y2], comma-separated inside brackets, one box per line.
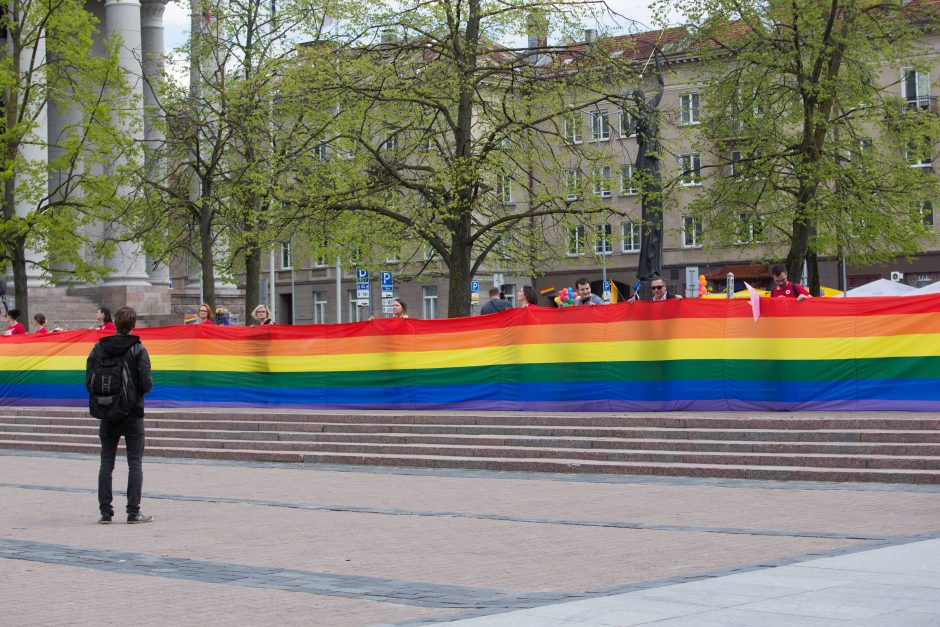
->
[356, 268, 368, 280]
[603, 280, 611, 292]
[381, 272, 393, 289]
[470, 280, 479, 292]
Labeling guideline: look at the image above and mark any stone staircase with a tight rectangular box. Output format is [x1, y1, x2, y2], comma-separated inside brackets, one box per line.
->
[23, 287, 102, 331]
[2, 408, 939, 484]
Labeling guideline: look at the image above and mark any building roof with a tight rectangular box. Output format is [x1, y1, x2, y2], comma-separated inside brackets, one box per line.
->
[704, 264, 769, 282]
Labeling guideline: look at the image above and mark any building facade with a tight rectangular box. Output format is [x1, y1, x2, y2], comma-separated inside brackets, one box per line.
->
[262, 25, 940, 322]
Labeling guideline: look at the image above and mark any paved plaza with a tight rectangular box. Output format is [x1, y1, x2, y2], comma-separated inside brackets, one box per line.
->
[1, 449, 939, 626]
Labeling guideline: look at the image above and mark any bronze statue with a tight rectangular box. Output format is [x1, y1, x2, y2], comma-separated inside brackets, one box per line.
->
[634, 50, 665, 283]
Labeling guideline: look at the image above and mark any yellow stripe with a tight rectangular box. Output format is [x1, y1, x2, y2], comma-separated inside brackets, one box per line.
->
[4, 334, 938, 373]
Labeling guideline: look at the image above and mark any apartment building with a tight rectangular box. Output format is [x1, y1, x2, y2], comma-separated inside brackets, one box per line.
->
[260, 24, 940, 323]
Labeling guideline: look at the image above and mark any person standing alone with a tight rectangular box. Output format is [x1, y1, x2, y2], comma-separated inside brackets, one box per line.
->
[86, 307, 154, 524]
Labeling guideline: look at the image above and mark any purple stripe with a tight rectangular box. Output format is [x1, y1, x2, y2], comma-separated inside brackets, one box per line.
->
[0, 398, 85, 408]
[6, 398, 940, 412]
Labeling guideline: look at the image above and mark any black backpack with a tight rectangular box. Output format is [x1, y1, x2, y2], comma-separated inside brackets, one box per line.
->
[89, 345, 137, 421]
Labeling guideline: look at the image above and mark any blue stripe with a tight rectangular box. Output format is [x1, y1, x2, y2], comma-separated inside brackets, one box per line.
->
[3, 378, 940, 407]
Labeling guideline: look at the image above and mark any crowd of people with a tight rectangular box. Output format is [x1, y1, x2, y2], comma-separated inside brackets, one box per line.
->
[2, 264, 814, 335]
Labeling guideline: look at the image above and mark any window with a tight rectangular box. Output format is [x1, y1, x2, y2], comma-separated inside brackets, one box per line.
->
[422, 285, 438, 319]
[679, 153, 702, 186]
[621, 221, 639, 253]
[567, 225, 585, 256]
[347, 290, 366, 323]
[280, 242, 292, 269]
[906, 139, 932, 168]
[591, 110, 610, 141]
[314, 138, 327, 160]
[313, 291, 328, 324]
[620, 164, 637, 195]
[903, 68, 931, 109]
[730, 151, 742, 176]
[683, 215, 702, 248]
[382, 134, 398, 152]
[496, 174, 513, 203]
[563, 114, 582, 144]
[922, 201, 934, 227]
[495, 233, 512, 260]
[593, 166, 611, 197]
[735, 213, 763, 244]
[595, 223, 612, 255]
[503, 284, 516, 308]
[846, 139, 873, 164]
[564, 169, 583, 200]
[315, 254, 329, 267]
[680, 93, 700, 125]
[619, 107, 636, 137]
[423, 244, 437, 260]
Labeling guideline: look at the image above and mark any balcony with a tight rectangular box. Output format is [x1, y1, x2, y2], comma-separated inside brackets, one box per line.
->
[906, 95, 939, 114]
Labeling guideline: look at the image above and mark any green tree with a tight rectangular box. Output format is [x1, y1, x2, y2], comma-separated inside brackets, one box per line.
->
[661, 0, 940, 291]
[135, 0, 335, 314]
[290, 2, 642, 317]
[0, 0, 134, 328]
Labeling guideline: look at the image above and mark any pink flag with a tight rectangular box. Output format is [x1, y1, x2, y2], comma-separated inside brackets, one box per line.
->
[744, 282, 761, 322]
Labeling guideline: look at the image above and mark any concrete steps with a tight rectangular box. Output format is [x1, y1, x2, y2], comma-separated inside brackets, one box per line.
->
[1, 408, 939, 483]
[24, 287, 101, 331]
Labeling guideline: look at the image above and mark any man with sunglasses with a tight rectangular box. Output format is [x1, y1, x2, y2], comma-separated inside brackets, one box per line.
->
[629, 275, 683, 302]
[648, 275, 682, 301]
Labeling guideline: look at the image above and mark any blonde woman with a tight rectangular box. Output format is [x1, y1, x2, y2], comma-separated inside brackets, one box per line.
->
[252, 304, 273, 325]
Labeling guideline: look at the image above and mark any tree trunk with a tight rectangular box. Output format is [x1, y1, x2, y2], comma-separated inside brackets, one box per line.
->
[785, 219, 810, 283]
[785, 178, 815, 281]
[446, 212, 473, 318]
[447, 251, 472, 318]
[807, 247, 820, 296]
[199, 202, 216, 312]
[244, 247, 261, 318]
[12, 238, 29, 332]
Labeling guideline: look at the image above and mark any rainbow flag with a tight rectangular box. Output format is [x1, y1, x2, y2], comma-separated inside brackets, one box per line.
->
[2, 295, 940, 411]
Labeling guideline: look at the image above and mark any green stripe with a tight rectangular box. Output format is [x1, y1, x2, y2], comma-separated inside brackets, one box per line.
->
[7, 357, 937, 388]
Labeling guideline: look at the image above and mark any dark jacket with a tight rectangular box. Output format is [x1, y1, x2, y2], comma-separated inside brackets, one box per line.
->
[86, 333, 153, 418]
[480, 297, 511, 315]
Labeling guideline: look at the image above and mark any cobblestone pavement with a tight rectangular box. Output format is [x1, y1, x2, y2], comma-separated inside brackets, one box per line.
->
[2, 451, 939, 626]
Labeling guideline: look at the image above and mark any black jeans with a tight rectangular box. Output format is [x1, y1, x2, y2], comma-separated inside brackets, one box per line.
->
[98, 417, 145, 515]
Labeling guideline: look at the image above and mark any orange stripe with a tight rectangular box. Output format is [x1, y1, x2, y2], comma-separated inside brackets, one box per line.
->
[2, 311, 940, 357]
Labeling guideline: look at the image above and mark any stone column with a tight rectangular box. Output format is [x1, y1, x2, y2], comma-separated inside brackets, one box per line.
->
[19, 36, 49, 287]
[141, 0, 171, 286]
[101, 0, 151, 286]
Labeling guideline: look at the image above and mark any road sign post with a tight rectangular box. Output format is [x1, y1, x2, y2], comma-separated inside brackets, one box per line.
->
[381, 271, 394, 316]
[356, 268, 369, 307]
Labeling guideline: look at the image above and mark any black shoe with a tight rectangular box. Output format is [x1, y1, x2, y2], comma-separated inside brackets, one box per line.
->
[98, 513, 113, 524]
[127, 513, 153, 524]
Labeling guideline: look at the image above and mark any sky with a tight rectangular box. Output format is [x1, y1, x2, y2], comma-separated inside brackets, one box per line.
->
[161, 0, 666, 53]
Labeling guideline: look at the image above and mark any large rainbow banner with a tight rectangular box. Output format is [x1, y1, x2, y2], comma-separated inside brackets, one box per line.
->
[2, 295, 940, 411]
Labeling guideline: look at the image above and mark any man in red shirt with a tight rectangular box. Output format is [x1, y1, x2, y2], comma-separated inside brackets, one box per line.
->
[770, 264, 811, 301]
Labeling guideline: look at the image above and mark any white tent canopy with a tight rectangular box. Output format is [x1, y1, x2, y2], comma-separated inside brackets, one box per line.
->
[918, 281, 940, 294]
[844, 279, 920, 297]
